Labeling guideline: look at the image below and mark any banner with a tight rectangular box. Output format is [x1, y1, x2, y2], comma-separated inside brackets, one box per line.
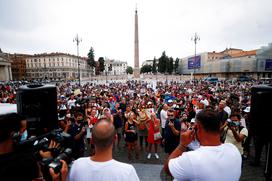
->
[265, 59, 272, 71]
[188, 55, 201, 69]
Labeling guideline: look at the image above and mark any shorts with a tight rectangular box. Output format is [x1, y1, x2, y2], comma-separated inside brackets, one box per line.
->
[116, 127, 122, 134]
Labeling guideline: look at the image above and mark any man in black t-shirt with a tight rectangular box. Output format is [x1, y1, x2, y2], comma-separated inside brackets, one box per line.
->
[218, 100, 229, 143]
[68, 112, 86, 159]
[164, 109, 181, 154]
[112, 108, 123, 148]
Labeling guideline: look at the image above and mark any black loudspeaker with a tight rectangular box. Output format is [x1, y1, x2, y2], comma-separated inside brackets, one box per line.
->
[16, 84, 58, 135]
[250, 85, 272, 140]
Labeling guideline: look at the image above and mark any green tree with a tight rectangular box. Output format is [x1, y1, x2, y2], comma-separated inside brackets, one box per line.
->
[98, 57, 105, 73]
[140, 65, 152, 74]
[126, 66, 133, 74]
[87, 47, 96, 75]
[166, 57, 174, 74]
[174, 58, 179, 74]
[152, 57, 157, 74]
[158, 51, 167, 73]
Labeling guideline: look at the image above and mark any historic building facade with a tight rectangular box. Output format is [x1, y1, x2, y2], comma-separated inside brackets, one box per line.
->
[25, 53, 93, 80]
[9, 54, 28, 80]
[104, 59, 127, 75]
[0, 51, 12, 81]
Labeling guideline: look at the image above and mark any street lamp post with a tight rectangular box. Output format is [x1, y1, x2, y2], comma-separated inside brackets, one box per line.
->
[106, 70, 108, 83]
[73, 34, 82, 86]
[44, 62, 46, 80]
[191, 33, 200, 81]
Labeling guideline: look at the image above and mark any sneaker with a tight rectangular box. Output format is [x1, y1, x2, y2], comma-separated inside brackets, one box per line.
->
[154, 153, 159, 159]
[147, 153, 151, 159]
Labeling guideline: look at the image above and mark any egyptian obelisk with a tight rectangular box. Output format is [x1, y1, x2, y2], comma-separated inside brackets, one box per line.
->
[134, 7, 140, 78]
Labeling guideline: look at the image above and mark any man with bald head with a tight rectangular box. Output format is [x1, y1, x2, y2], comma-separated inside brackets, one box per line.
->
[69, 118, 140, 181]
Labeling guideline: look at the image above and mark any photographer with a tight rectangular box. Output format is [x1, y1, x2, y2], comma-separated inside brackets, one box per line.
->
[68, 112, 86, 159]
[163, 109, 181, 155]
[224, 114, 248, 156]
[0, 112, 71, 181]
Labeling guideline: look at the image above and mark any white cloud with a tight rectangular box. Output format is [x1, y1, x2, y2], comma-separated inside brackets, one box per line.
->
[0, 0, 272, 66]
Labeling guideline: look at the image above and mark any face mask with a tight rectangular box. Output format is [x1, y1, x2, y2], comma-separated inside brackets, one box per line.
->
[233, 121, 240, 127]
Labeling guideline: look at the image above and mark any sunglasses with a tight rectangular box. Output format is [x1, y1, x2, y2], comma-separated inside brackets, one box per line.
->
[168, 114, 174, 117]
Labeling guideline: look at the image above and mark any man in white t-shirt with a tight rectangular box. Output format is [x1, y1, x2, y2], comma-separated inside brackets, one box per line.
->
[160, 104, 168, 138]
[67, 95, 76, 110]
[69, 118, 140, 181]
[164, 109, 242, 181]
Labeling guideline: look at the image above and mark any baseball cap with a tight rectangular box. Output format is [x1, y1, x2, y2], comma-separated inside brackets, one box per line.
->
[168, 100, 173, 103]
[243, 106, 250, 113]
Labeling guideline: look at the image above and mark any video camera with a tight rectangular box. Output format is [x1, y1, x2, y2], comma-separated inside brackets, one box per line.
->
[15, 84, 74, 174]
[43, 148, 72, 174]
[15, 129, 72, 152]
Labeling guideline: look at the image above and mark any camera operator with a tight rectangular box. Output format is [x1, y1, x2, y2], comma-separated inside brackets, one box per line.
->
[0, 113, 42, 181]
[224, 114, 248, 157]
[68, 112, 86, 159]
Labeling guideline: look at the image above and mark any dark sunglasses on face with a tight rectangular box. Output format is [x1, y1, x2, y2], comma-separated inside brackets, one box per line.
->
[168, 114, 174, 117]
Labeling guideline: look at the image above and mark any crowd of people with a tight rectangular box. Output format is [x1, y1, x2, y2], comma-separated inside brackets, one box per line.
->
[0, 79, 270, 180]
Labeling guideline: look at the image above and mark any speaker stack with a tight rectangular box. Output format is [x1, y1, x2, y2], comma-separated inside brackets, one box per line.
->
[251, 84, 272, 179]
[16, 84, 58, 135]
